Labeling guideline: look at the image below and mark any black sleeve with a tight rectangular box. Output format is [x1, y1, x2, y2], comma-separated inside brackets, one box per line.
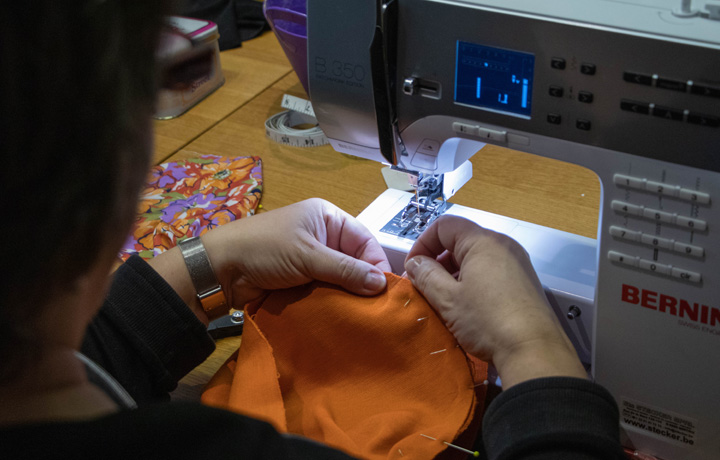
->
[81, 255, 216, 404]
[482, 377, 626, 460]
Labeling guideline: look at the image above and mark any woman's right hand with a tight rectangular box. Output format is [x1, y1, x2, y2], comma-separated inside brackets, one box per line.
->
[404, 215, 587, 389]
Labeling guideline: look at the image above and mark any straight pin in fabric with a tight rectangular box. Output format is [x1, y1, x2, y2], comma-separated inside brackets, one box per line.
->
[420, 434, 480, 457]
[417, 317, 428, 322]
[430, 349, 447, 355]
[473, 380, 489, 388]
[404, 298, 411, 307]
[398, 448, 404, 456]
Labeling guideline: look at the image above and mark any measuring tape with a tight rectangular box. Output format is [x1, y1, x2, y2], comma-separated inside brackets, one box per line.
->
[265, 94, 329, 147]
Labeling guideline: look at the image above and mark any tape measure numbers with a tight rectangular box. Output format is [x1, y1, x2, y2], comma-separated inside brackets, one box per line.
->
[265, 94, 329, 147]
[281, 94, 317, 117]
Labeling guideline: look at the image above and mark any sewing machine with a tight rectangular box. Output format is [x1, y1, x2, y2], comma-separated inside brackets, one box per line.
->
[303, 0, 720, 458]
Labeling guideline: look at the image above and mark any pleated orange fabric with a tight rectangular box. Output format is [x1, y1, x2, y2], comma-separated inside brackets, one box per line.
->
[202, 273, 487, 459]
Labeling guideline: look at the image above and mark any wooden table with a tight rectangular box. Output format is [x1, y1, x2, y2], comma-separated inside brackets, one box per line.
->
[166, 34, 601, 401]
[153, 32, 292, 164]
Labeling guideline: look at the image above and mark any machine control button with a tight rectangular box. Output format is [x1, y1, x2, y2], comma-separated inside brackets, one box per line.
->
[576, 119, 591, 130]
[690, 83, 720, 98]
[687, 112, 720, 128]
[613, 174, 645, 189]
[673, 242, 705, 257]
[608, 251, 638, 267]
[417, 139, 441, 156]
[639, 259, 671, 275]
[567, 306, 582, 319]
[578, 91, 593, 103]
[612, 200, 642, 216]
[551, 57, 566, 70]
[671, 267, 702, 283]
[675, 215, 707, 231]
[617, 202, 708, 231]
[507, 133, 530, 145]
[410, 152, 438, 170]
[477, 127, 507, 142]
[613, 174, 711, 204]
[549, 85, 564, 97]
[653, 105, 684, 121]
[452, 122, 479, 136]
[678, 188, 711, 204]
[623, 72, 652, 86]
[640, 234, 673, 249]
[656, 78, 687, 92]
[610, 225, 706, 256]
[645, 180, 680, 197]
[612, 201, 706, 231]
[547, 113, 562, 124]
[580, 63, 596, 75]
[620, 99, 650, 115]
[609, 225, 641, 241]
[403, 77, 418, 96]
[642, 207, 674, 223]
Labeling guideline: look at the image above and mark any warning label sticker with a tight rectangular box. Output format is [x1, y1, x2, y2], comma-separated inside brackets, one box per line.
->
[621, 397, 697, 447]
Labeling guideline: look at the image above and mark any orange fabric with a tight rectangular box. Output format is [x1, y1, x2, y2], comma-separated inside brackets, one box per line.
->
[202, 274, 487, 459]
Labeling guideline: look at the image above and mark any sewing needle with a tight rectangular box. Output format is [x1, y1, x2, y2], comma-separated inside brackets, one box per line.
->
[415, 188, 420, 216]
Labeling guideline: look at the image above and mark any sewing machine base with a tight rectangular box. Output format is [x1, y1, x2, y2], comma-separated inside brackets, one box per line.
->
[357, 188, 597, 365]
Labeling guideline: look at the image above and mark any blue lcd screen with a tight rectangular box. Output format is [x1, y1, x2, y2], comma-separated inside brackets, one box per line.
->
[455, 41, 535, 118]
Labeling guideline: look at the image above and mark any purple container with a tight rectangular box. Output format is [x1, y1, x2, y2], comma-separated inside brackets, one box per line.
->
[264, 0, 310, 94]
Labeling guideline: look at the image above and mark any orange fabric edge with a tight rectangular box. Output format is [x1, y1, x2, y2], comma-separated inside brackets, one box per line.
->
[201, 309, 288, 432]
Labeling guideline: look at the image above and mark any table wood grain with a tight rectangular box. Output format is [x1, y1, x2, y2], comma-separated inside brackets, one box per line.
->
[153, 32, 293, 164]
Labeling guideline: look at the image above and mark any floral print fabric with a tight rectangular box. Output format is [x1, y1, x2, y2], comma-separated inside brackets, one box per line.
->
[120, 155, 262, 260]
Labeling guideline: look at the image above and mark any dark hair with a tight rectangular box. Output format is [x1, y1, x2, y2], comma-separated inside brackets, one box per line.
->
[0, 0, 174, 381]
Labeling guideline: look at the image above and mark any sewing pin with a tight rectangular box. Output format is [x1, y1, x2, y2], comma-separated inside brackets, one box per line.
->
[420, 434, 480, 457]
[404, 298, 411, 307]
[398, 448, 404, 457]
[417, 316, 428, 322]
[430, 349, 447, 355]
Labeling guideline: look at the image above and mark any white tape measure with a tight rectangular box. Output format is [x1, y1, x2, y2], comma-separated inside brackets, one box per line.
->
[265, 94, 329, 147]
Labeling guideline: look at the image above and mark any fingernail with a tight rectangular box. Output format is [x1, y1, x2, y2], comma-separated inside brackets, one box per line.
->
[404, 257, 422, 280]
[364, 271, 386, 291]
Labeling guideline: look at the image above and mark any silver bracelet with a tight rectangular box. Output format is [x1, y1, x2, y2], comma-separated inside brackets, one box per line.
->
[177, 236, 227, 315]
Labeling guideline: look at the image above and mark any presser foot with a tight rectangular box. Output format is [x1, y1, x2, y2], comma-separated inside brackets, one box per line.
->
[391, 197, 452, 241]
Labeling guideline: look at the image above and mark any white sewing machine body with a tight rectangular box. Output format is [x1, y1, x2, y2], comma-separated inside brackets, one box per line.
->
[306, 1, 720, 458]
